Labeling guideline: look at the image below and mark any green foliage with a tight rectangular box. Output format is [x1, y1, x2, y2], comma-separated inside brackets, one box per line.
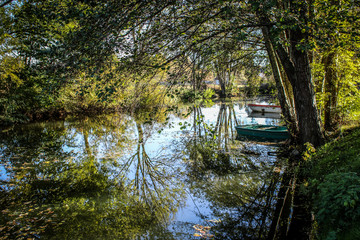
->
[306, 127, 360, 239]
[313, 172, 360, 240]
[311, 0, 360, 129]
[242, 74, 271, 97]
[179, 89, 199, 102]
[0, 0, 358, 143]
[0, 114, 185, 239]
[0, 0, 173, 125]
[179, 88, 215, 102]
[336, 50, 360, 122]
[185, 139, 242, 177]
[0, 1, 70, 124]
[203, 88, 215, 99]
[309, 128, 360, 176]
[313, 49, 360, 126]
[313, 0, 360, 49]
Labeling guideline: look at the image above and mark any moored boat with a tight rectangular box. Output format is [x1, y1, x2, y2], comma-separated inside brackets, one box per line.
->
[248, 111, 282, 119]
[235, 124, 290, 141]
[247, 104, 281, 113]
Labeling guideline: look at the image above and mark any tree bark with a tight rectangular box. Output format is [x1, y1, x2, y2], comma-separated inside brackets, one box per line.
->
[262, 26, 298, 137]
[290, 43, 324, 147]
[258, 2, 324, 147]
[270, 1, 324, 147]
[323, 51, 338, 131]
[217, 72, 227, 98]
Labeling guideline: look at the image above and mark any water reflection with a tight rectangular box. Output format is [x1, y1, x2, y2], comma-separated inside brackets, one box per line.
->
[0, 113, 186, 239]
[0, 100, 286, 239]
[119, 115, 186, 221]
[180, 113, 283, 239]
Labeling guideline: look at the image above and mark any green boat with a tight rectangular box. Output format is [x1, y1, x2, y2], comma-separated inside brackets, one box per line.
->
[235, 124, 290, 141]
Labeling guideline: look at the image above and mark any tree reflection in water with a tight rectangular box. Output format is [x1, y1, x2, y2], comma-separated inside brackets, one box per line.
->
[214, 101, 240, 151]
[0, 113, 186, 239]
[118, 112, 186, 222]
[182, 101, 284, 239]
[0, 101, 290, 239]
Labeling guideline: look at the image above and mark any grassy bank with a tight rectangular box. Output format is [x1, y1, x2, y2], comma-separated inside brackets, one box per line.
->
[305, 127, 360, 239]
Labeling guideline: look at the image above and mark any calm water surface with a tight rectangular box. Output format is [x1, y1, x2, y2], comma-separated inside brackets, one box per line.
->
[0, 100, 286, 239]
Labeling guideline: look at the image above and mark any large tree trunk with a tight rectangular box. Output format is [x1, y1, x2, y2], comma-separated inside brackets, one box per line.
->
[271, 1, 324, 147]
[260, 21, 324, 146]
[291, 44, 324, 147]
[262, 27, 298, 137]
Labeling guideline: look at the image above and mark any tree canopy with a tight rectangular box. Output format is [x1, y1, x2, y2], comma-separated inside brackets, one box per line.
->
[1, 0, 359, 146]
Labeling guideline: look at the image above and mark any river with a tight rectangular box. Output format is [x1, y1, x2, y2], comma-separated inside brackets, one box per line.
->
[0, 100, 288, 239]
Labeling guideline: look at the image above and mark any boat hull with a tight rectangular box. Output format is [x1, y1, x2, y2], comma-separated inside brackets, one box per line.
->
[248, 111, 281, 119]
[235, 124, 290, 141]
[248, 104, 281, 114]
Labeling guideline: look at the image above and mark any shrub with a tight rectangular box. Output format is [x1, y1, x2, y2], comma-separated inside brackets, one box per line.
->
[314, 172, 360, 239]
[306, 127, 360, 239]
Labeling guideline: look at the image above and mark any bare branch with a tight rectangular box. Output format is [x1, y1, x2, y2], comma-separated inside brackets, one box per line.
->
[0, 0, 14, 8]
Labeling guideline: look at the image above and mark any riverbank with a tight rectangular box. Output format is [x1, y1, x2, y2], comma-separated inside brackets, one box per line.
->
[0, 84, 274, 128]
[304, 126, 360, 239]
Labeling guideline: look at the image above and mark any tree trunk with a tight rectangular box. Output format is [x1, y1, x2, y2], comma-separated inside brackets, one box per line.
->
[257, 1, 324, 147]
[217, 73, 226, 98]
[323, 51, 338, 131]
[192, 62, 196, 94]
[271, 1, 324, 147]
[262, 27, 298, 137]
[291, 44, 324, 147]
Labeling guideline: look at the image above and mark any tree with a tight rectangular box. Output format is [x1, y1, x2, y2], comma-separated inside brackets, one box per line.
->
[255, 0, 325, 147]
[261, 26, 298, 136]
[311, 0, 360, 130]
[3, 0, 359, 146]
[212, 36, 261, 98]
[62, 0, 327, 146]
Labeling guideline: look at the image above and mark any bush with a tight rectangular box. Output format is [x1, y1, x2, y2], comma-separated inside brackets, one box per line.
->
[314, 172, 360, 239]
[179, 88, 215, 102]
[306, 127, 360, 240]
[202, 88, 215, 99]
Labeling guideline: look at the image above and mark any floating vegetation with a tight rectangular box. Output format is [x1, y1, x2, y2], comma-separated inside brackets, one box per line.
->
[193, 224, 214, 239]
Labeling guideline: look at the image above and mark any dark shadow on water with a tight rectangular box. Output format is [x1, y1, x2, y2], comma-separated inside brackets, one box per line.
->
[236, 135, 289, 144]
